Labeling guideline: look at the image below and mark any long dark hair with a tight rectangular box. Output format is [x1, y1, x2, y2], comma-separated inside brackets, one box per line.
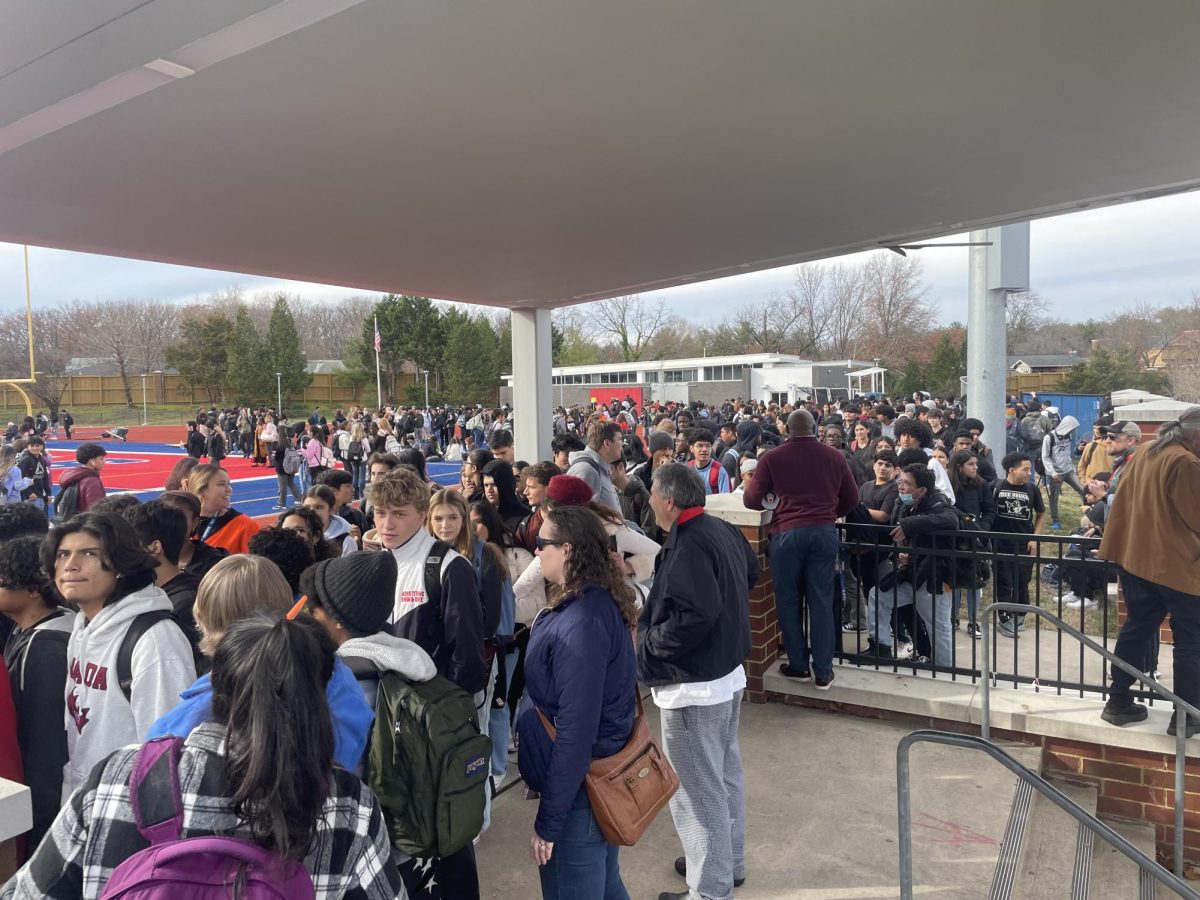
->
[41, 512, 157, 605]
[470, 499, 515, 550]
[543, 505, 636, 627]
[947, 449, 980, 492]
[210, 614, 334, 861]
[396, 448, 428, 482]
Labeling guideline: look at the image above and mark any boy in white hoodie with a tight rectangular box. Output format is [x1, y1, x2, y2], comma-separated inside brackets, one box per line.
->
[43, 512, 196, 800]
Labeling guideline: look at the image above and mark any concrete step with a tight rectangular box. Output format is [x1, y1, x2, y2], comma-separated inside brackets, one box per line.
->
[1088, 819, 1160, 900]
[1007, 778, 1097, 900]
[906, 741, 1043, 900]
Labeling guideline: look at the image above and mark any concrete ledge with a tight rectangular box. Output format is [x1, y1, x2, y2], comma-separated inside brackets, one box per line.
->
[0, 779, 31, 842]
[704, 493, 770, 527]
[763, 665, 1200, 761]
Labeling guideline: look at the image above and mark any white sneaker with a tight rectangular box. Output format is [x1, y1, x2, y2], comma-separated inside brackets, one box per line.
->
[895, 641, 914, 660]
[1061, 592, 1083, 607]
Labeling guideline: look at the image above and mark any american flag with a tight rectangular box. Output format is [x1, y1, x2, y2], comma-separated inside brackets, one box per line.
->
[373, 323, 381, 353]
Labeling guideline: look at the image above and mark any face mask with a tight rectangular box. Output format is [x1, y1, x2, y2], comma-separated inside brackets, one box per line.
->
[898, 492, 916, 507]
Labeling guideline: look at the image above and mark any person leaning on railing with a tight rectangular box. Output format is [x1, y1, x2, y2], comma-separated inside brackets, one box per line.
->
[1098, 408, 1200, 736]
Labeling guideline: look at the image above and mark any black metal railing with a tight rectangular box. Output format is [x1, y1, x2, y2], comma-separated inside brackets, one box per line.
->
[827, 521, 1148, 700]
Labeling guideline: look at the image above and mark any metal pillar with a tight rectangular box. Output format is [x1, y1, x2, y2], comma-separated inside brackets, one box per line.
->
[967, 223, 1028, 452]
[511, 308, 554, 463]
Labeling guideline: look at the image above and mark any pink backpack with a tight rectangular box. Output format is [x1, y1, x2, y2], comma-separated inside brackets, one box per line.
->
[100, 737, 315, 900]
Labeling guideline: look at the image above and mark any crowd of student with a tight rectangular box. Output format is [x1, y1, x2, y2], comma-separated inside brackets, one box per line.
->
[2, 386, 1197, 898]
[0, 399, 773, 900]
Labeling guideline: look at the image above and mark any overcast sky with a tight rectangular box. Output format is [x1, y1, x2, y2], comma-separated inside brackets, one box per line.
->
[2, 192, 1198, 327]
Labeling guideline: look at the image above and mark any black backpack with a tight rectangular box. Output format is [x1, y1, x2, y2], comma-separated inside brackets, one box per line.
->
[55, 482, 81, 522]
[116, 610, 178, 701]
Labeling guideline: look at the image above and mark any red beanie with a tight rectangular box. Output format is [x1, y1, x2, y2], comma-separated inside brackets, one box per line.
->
[545, 474, 593, 506]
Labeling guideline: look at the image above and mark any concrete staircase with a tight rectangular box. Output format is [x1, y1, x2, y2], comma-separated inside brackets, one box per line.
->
[988, 762, 1166, 899]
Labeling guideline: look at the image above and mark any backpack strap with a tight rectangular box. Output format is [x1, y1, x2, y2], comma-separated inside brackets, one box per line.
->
[129, 736, 185, 845]
[424, 540, 451, 613]
[117, 610, 176, 703]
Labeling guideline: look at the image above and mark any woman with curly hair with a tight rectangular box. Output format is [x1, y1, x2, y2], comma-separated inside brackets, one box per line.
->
[516, 504, 637, 900]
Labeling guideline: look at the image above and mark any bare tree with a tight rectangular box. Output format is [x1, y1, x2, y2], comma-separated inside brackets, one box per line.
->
[1005, 290, 1049, 352]
[0, 307, 82, 414]
[822, 263, 869, 358]
[588, 294, 670, 362]
[732, 295, 804, 353]
[77, 300, 179, 406]
[785, 264, 829, 355]
[859, 253, 933, 360]
[1103, 301, 1168, 368]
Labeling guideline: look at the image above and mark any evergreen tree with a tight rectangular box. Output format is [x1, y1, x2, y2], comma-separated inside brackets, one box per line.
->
[265, 293, 310, 413]
[924, 333, 967, 398]
[441, 309, 501, 404]
[165, 312, 232, 404]
[1060, 347, 1170, 395]
[891, 356, 927, 399]
[226, 305, 272, 405]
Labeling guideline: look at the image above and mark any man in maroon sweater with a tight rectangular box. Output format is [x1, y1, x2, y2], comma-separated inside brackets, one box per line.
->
[743, 409, 859, 688]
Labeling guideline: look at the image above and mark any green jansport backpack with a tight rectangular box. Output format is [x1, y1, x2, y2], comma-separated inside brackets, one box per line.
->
[363, 667, 491, 859]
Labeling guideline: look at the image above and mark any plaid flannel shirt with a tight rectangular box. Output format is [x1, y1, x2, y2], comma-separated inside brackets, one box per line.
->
[1, 723, 405, 899]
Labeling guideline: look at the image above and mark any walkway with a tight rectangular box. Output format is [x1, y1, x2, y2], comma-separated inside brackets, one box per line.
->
[476, 702, 1033, 899]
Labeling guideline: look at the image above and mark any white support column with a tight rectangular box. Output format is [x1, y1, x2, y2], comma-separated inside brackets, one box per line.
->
[968, 223, 1029, 451]
[511, 308, 554, 463]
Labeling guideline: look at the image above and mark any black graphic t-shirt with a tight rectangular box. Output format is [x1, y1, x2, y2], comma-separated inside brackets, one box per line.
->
[991, 481, 1043, 537]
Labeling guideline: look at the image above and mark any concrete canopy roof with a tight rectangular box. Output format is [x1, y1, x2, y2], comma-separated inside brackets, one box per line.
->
[3, 1, 1200, 310]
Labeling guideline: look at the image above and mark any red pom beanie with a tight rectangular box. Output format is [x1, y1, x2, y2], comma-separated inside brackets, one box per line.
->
[545, 474, 594, 506]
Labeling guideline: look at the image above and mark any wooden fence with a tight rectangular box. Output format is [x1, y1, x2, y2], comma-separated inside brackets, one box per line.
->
[0, 371, 419, 412]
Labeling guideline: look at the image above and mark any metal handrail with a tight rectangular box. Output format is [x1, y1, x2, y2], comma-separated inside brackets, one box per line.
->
[981, 601, 1200, 877]
[897, 730, 1199, 900]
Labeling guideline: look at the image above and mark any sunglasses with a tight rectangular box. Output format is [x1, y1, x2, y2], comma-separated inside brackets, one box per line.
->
[535, 537, 567, 551]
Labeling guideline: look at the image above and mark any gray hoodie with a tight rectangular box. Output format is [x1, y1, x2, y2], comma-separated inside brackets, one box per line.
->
[1041, 415, 1080, 477]
[566, 447, 622, 513]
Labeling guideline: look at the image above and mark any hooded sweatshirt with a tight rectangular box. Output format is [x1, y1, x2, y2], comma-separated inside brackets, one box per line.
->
[1041, 415, 1080, 478]
[62, 584, 197, 800]
[146, 655, 373, 771]
[566, 447, 622, 513]
[338, 633, 437, 712]
[56, 465, 106, 513]
[325, 514, 359, 556]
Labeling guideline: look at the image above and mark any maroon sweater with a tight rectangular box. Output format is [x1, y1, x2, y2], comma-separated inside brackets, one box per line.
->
[742, 436, 859, 533]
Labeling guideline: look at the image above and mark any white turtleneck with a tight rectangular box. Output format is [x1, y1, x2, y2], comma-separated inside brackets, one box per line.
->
[386, 529, 461, 627]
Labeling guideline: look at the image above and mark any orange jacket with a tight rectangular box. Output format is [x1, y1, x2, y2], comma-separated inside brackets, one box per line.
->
[201, 510, 261, 556]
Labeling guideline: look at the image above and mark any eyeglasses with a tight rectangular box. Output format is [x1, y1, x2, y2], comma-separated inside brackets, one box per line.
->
[535, 537, 567, 551]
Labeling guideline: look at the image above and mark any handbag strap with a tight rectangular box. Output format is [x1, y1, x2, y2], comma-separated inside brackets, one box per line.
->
[537, 688, 644, 743]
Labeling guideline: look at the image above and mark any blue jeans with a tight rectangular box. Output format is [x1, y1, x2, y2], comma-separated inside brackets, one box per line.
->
[298, 462, 312, 494]
[771, 525, 839, 678]
[538, 806, 630, 900]
[350, 459, 366, 499]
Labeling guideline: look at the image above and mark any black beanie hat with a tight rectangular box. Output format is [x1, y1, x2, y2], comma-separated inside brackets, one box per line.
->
[311, 550, 397, 637]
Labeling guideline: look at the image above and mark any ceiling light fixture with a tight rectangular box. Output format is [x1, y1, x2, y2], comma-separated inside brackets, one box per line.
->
[143, 59, 196, 79]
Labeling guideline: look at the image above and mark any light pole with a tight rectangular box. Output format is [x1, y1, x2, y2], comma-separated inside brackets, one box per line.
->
[275, 372, 282, 418]
[140, 373, 148, 425]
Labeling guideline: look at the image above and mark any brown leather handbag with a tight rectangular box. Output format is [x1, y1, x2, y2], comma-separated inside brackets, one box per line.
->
[538, 691, 679, 846]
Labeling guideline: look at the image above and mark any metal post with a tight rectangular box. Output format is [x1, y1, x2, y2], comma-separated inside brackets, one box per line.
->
[897, 739, 914, 900]
[275, 372, 282, 418]
[966, 230, 1007, 447]
[1176, 705, 1186, 876]
[140, 373, 148, 425]
[981, 617, 991, 740]
[423, 370, 429, 409]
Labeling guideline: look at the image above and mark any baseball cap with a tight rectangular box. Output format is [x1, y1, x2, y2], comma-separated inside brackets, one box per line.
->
[1103, 420, 1141, 438]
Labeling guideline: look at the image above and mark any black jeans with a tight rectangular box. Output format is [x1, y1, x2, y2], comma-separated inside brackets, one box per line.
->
[1110, 569, 1200, 710]
[994, 549, 1034, 623]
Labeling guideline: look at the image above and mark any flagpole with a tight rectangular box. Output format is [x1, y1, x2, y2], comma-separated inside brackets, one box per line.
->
[374, 315, 383, 411]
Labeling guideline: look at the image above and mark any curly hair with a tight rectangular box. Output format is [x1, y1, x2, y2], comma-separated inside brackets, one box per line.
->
[542, 505, 636, 627]
[0, 535, 56, 605]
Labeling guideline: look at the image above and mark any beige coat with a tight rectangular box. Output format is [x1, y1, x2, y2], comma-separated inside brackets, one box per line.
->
[1099, 443, 1200, 595]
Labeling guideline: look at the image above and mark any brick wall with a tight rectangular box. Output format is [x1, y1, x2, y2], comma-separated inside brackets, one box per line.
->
[742, 524, 780, 702]
[769, 690, 1200, 868]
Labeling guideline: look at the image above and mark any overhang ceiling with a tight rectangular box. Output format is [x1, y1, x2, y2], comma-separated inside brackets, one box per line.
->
[2, 0, 1199, 309]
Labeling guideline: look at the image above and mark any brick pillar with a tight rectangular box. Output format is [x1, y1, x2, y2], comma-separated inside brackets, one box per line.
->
[703, 495, 778, 702]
